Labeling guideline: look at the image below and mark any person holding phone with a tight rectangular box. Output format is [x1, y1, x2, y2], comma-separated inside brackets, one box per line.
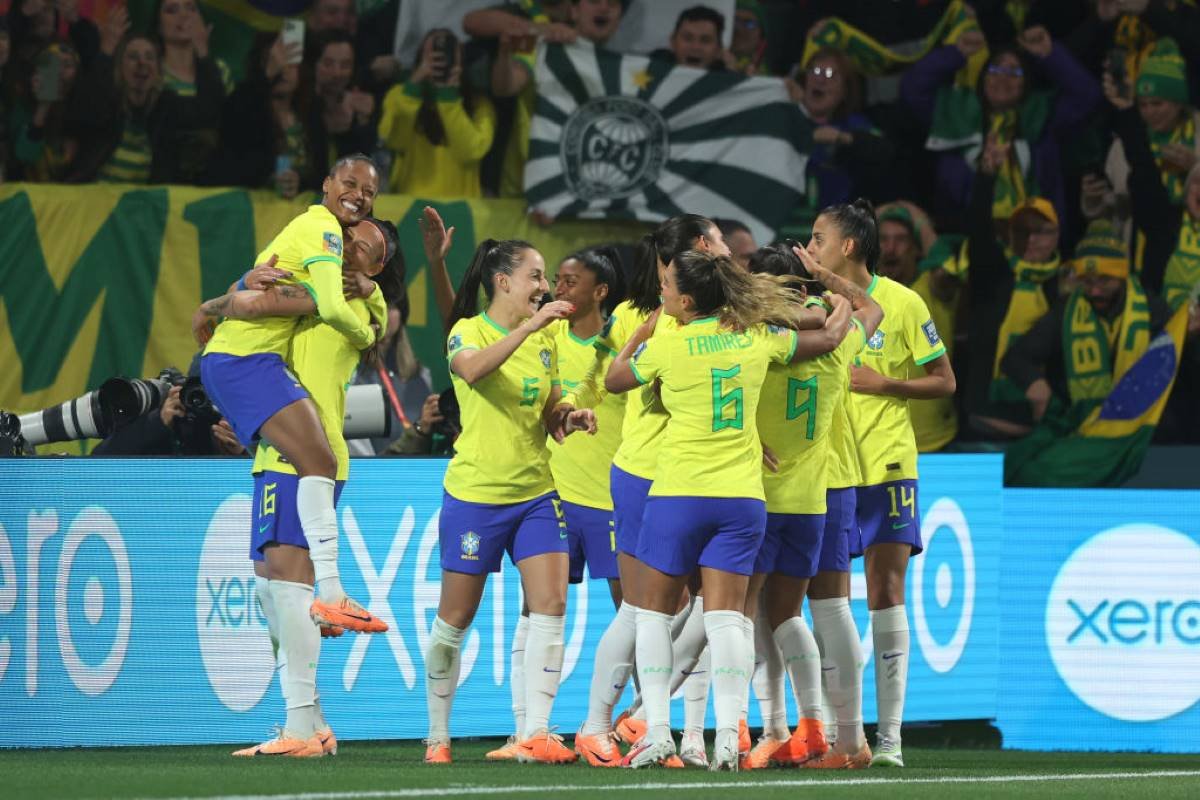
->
[377, 28, 495, 198]
[297, 30, 377, 190]
[8, 42, 79, 181]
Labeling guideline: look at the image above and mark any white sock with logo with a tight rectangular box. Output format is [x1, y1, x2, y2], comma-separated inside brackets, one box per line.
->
[511, 614, 529, 738]
[706, 610, 751, 737]
[296, 476, 345, 603]
[271, 580, 319, 739]
[871, 605, 909, 744]
[425, 616, 465, 743]
[810, 597, 865, 750]
[523, 613, 566, 739]
[628, 594, 708, 720]
[583, 602, 638, 736]
[683, 645, 711, 738]
[773, 616, 823, 721]
[739, 614, 755, 724]
[753, 610, 789, 739]
[635, 607, 675, 744]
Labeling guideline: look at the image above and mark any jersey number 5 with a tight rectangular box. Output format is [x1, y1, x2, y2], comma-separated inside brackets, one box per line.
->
[786, 376, 818, 440]
[520, 377, 540, 407]
[711, 365, 744, 431]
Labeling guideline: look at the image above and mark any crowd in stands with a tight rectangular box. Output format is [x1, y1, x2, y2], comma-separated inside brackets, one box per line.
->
[2, 0, 1199, 455]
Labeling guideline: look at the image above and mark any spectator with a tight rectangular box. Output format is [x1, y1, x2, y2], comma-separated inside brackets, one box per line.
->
[1, 18, 16, 181]
[215, 32, 310, 196]
[296, 30, 376, 190]
[715, 218, 756, 269]
[730, 0, 769, 76]
[902, 25, 1100, 234]
[65, 10, 223, 184]
[308, 0, 357, 36]
[7, 42, 79, 181]
[876, 201, 962, 451]
[652, 6, 728, 71]
[378, 29, 495, 198]
[967, 131, 1066, 437]
[5, 0, 98, 77]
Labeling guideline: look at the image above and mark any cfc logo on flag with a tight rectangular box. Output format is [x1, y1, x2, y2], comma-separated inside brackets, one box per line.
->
[323, 232, 342, 256]
[562, 96, 668, 201]
[461, 531, 481, 560]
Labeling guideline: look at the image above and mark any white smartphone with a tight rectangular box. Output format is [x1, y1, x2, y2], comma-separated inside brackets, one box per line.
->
[281, 19, 305, 65]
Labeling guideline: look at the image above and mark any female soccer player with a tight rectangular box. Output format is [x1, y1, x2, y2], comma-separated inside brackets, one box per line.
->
[806, 199, 956, 769]
[747, 244, 882, 768]
[606, 249, 853, 771]
[198, 154, 389, 639]
[424, 239, 596, 766]
[572, 215, 729, 769]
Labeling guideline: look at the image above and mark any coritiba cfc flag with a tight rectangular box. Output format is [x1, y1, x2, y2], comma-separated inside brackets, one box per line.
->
[525, 41, 811, 244]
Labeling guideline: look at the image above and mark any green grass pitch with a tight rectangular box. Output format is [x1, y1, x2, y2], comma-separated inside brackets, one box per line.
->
[2, 740, 1199, 800]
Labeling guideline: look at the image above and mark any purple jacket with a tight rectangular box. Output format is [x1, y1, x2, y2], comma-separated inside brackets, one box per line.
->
[902, 43, 1101, 232]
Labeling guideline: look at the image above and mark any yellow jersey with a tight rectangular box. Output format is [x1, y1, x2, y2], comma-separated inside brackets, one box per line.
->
[631, 317, 797, 499]
[847, 275, 947, 486]
[604, 300, 679, 480]
[547, 319, 625, 510]
[757, 319, 866, 514]
[205, 205, 375, 358]
[908, 271, 958, 452]
[252, 291, 385, 481]
[444, 312, 559, 504]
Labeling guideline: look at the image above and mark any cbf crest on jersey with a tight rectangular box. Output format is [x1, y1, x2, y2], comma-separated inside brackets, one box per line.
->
[460, 531, 480, 560]
[323, 231, 342, 256]
[448, 334, 463, 352]
[868, 329, 886, 351]
[540, 348, 552, 369]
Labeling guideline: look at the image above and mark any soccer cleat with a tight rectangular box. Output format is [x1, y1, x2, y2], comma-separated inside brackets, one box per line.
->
[739, 733, 785, 770]
[517, 730, 578, 764]
[316, 727, 338, 755]
[614, 710, 647, 746]
[424, 739, 452, 764]
[679, 732, 708, 768]
[771, 718, 829, 767]
[573, 728, 622, 767]
[710, 728, 739, 772]
[806, 742, 872, 770]
[310, 596, 388, 634]
[620, 738, 677, 769]
[870, 734, 904, 768]
[485, 736, 521, 761]
[232, 728, 324, 758]
[320, 623, 344, 638]
[738, 718, 751, 755]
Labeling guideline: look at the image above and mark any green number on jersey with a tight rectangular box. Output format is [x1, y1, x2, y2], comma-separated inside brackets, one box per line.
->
[710, 365, 744, 431]
[520, 377, 540, 407]
[786, 376, 819, 440]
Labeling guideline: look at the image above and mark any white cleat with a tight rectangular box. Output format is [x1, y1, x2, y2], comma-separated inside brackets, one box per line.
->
[679, 732, 708, 768]
[709, 728, 739, 772]
[870, 734, 904, 767]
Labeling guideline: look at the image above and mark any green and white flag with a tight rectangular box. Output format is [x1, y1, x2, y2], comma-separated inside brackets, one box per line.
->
[525, 41, 811, 244]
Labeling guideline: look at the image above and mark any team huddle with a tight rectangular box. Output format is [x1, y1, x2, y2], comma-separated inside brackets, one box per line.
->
[191, 154, 955, 772]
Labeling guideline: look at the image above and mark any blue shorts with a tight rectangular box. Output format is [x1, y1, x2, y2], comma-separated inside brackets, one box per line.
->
[637, 496, 766, 577]
[563, 501, 618, 583]
[438, 491, 568, 574]
[610, 465, 652, 557]
[817, 488, 855, 572]
[854, 479, 923, 556]
[755, 512, 824, 578]
[250, 471, 345, 561]
[200, 352, 310, 447]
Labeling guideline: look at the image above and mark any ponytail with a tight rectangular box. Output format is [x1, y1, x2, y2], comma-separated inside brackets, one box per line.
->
[445, 238, 534, 335]
[673, 250, 808, 332]
[748, 241, 827, 295]
[629, 213, 716, 313]
[818, 197, 880, 272]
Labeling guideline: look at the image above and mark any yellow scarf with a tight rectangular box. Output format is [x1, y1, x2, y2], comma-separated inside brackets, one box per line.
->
[1165, 213, 1200, 310]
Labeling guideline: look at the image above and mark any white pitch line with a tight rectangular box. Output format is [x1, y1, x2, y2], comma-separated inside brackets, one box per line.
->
[122, 769, 1200, 800]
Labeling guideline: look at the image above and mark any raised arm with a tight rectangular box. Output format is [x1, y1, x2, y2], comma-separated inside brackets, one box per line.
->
[308, 261, 376, 350]
[606, 309, 660, 394]
[451, 301, 573, 386]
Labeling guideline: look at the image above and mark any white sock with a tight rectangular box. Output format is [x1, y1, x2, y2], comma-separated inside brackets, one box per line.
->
[425, 616, 465, 742]
[635, 607, 674, 744]
[810, 597, 865, 750]
[753, 609, 789, 739]
[671, 598, 692, 638]
[272, 580, 319, 739]
[683, 645, 711, 737]
[629, 594, 708, 719]
[773, 616, 823, 722]
[511, 614, 529, 737]
[705, 610, 750, 736]
[256, 575, 282, 688]
[523, 613, 566, 739]
[583, 602, 637, 736]
[296, 476, 345, 603]
[739, 614, 754, 722]
[871, 605, 910, 743]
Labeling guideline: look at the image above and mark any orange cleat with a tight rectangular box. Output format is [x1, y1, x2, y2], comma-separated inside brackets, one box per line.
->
[574, 728, 622, 767]
[615, 710, 647, 746]
[316, 727, 338, 755]
[320, 624, 344, 638]
[771, 718, 829, 767]
[739, 734, 785, 770]
[424, 739, 452, 764]
[486, 736, 521, 761]
[232, 730, 324, 758]
[805, 742, 872, 770]
[738, 719, 751, 755]
[663, 754, 685, 768]
[517, 730, 578, 764]
[310, 596, 388, 634]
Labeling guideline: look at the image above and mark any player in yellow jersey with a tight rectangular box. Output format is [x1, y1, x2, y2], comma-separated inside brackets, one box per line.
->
[572, 215, 729, 769]
[195, 218, 399, 758]
[607, 249, 853, 771]
[807, 200, 957, 769]
[424, 239, 596, 766]
[738, 244, 882, 769]
[196, 155, 389, 639]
